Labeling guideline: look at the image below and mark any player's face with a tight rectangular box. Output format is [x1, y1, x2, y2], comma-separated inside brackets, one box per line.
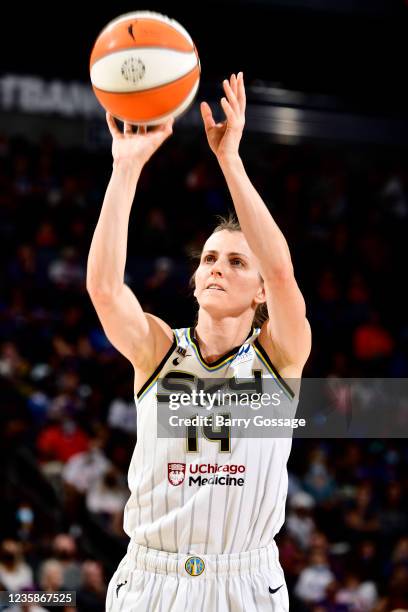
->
[194, 230, 265, 317]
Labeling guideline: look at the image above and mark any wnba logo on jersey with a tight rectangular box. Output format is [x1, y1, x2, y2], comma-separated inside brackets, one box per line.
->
[233, 343, 253, 365]
[168, 462, 186, 486]
[185, 556, 205, 576]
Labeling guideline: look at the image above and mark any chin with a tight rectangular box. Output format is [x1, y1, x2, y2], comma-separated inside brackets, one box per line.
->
[203, 290, 227, 298]
[198, 299, 229, 317]
[200, 292, 228, 306]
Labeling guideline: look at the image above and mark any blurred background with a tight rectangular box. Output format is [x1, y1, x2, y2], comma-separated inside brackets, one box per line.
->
[0, 1, 408, 610]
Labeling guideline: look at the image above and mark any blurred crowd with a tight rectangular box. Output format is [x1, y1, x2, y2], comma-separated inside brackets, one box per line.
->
[0, 129, 407, 611]
[282, 440, 408, 611]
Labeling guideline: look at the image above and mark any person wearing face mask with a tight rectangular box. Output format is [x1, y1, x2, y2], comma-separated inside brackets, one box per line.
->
[0, 539, 34, 592]
[50, 534, 81, 591]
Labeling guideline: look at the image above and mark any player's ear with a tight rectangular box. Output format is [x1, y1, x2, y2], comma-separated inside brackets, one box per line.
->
[253, 280, 266, 305]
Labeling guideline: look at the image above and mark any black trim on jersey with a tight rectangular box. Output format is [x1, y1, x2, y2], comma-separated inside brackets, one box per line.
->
[189, 326, 254, 368]
[136, 335, 177, 400]
[253, 338, 295, 399]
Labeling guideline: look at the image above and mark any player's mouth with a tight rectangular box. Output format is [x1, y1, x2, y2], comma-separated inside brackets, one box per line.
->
[206, 283, 225, 291]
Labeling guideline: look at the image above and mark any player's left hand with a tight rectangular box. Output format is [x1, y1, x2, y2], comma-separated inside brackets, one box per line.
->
[200, 72, 246, 162]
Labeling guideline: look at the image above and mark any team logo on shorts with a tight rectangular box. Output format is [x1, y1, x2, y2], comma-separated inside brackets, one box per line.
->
[185, 556, 205, 576]
[168, 463, 186, 486]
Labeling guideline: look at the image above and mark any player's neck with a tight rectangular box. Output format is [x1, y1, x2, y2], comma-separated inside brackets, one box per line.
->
[194, 313, 253, 363]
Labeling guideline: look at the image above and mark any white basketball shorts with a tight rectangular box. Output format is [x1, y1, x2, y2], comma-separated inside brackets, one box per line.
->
[106, 540, 289, 611]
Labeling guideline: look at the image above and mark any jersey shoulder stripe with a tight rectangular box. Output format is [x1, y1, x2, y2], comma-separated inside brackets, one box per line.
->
[253, 338, 295, 400]
[137, 332, 177, 401]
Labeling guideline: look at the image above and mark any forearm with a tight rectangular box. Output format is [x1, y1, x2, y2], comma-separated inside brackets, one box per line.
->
[87, 159, 142, 295]
[219, 154, 292, 278]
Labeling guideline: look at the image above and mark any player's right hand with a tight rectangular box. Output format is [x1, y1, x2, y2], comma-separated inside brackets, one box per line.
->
[106, 112, 174, 168]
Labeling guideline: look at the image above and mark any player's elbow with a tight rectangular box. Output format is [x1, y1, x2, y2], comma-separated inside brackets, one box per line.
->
[86, 282, 119, 305]
[263, 263, 295, 286]
[86, 263, 122, 302]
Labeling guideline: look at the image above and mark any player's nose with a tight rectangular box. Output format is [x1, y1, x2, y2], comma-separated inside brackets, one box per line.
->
[210, 261, 223, 277]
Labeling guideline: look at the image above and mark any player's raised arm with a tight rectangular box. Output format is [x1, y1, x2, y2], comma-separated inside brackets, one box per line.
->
[201, 74, 311, 372]
[86, 113, 174, 370]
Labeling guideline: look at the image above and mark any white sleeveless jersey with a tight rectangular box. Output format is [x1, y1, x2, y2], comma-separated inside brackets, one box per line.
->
[124, 326, 297, 554]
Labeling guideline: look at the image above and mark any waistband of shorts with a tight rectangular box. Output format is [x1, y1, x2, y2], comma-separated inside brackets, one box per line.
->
[126, 540, 281, 577]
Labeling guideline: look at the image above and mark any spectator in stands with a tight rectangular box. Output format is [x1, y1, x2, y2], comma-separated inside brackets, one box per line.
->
[379, 481, 407, 540]
[107, 385, 137, 435]
[62, 427, 110, 495]
[391, 535, 408, 566]
[373, 564, 408, 612]
[343, 481, 380, 541]
[37, 418, 89, 465]
[86, 467, 128, 535]
[353, 310, 394, 373]
[51, 534, 81, 591]
[286, 491, 316, 550]
[76, 560, 107, 612]
[355, 540, 381, 583]
[294, 549, 335, 605]
[48, 247, 84, 290]
[0, 341, 29, 381]
[303, 447, 336, 505]
[335, 568, 378, 611]
[0, 539, 34, 591]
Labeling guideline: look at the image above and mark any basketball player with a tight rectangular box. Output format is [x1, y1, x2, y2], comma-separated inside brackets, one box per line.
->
[87, 72, 311, 611]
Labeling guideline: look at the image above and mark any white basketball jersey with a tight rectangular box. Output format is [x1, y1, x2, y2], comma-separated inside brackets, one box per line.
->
[124, 326, 297, 554]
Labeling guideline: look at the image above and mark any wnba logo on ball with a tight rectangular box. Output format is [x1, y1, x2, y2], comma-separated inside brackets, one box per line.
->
[168, 463, 186, 486]
[121, 57, 145, 83]
[185, 556, 205, 576]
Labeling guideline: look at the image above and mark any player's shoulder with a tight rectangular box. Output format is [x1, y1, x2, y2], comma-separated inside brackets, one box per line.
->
[257, 319, 309, 381]
[145, 312, 173, 338]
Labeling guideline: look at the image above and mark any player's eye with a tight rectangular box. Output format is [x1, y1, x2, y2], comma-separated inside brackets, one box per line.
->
[230, 258, 244, 267]
[203, 254, 215, 263]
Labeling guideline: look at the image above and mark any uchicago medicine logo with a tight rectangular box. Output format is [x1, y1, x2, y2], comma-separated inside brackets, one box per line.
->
[168, 462, 246, 487]
[168, 463, 186, 486]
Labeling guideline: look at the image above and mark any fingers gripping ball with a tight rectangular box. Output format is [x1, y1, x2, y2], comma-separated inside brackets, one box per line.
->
[90, 11, 200, 125]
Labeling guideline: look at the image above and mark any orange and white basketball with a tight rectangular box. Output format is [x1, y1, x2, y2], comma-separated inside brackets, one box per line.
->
[89, 11, 200, 125]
